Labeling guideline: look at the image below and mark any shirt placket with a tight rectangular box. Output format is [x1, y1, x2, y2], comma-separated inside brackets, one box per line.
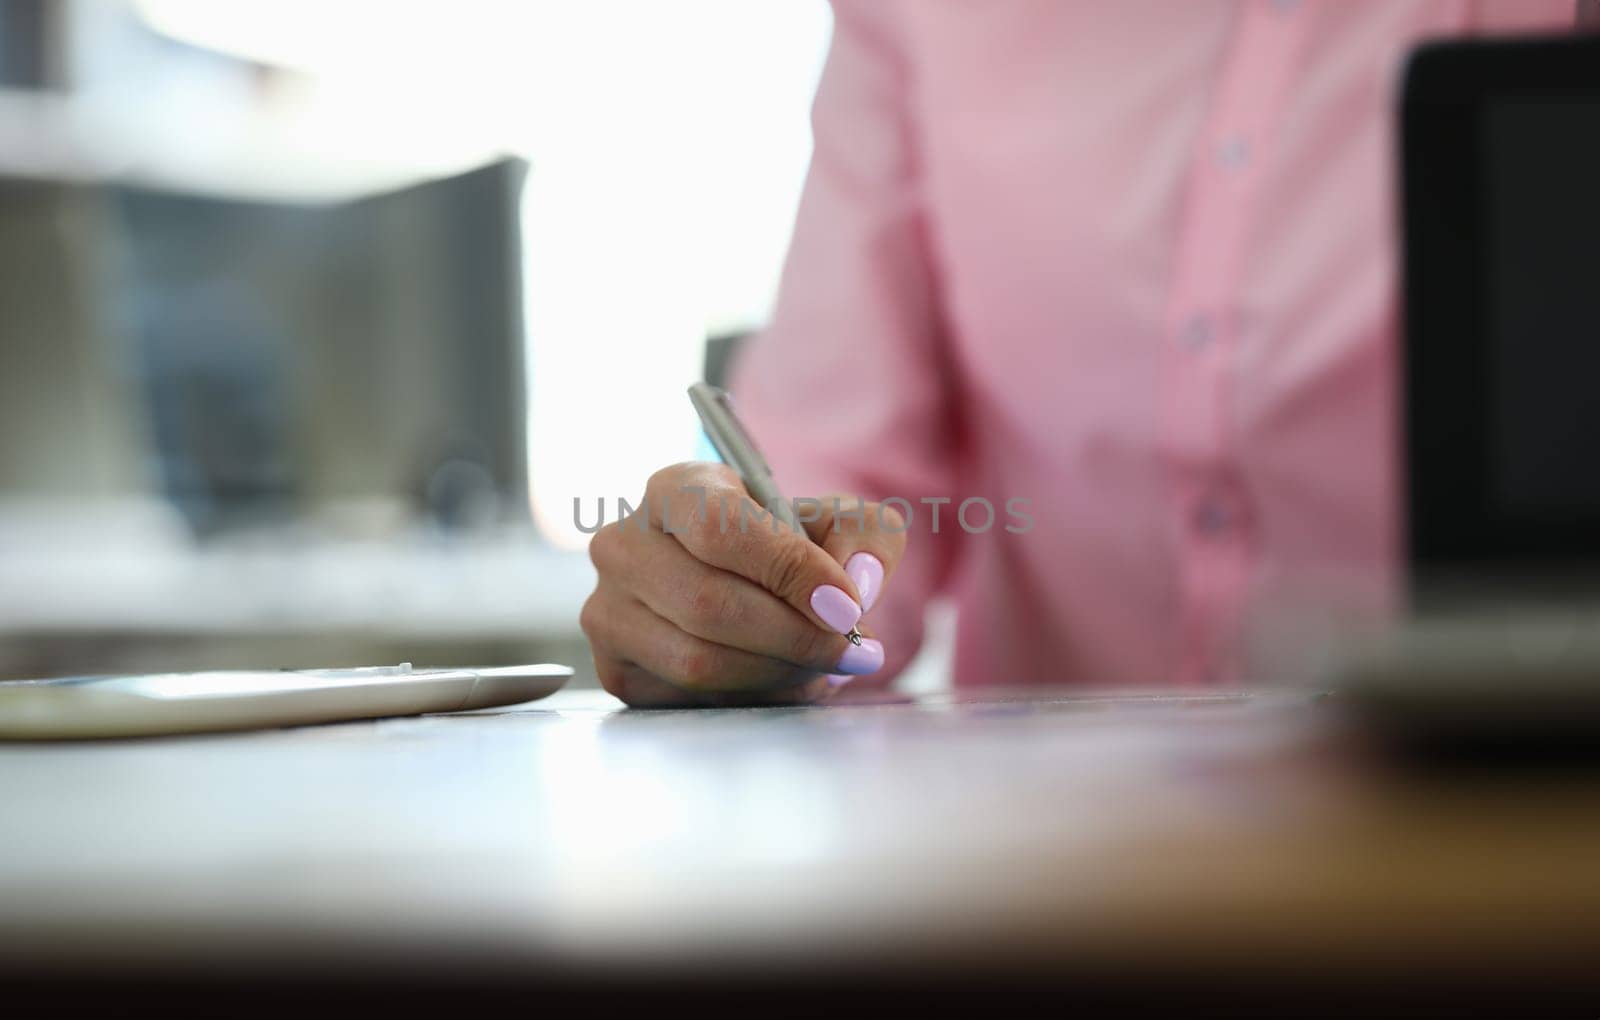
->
[1160, 0, 1312, 686]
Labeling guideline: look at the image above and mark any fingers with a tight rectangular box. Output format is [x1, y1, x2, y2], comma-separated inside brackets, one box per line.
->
[594, 659, 836, 709]
[590, 519, 861, 675]
[643, 463, 866, 636]
[581, 461, 910, 708]
[580, 584, 841, 699]
[803, 496, 909, 614]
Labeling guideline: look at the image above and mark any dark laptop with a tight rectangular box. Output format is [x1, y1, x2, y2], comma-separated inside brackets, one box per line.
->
[1342, 32, 1600, 758]
[1403, 32, 1600, 594]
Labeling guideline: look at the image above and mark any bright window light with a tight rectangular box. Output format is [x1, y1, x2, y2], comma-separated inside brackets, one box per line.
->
[136, 0, 833, 550]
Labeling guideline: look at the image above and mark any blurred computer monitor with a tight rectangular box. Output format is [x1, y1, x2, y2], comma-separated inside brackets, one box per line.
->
[0, 158, 529, 536]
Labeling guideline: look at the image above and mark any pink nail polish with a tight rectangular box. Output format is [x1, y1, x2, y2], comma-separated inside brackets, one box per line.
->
[809, 584, 862, 635]
[844, 552, 885, 612]
[834, 637, 885, 675]
[827, 674, 855, 687]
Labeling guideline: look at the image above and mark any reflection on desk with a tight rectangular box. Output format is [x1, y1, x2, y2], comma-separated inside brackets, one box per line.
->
[2, 689, 1597, 1007]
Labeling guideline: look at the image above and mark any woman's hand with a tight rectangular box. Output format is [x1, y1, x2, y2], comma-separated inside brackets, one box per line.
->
[581, 462, 908, 707]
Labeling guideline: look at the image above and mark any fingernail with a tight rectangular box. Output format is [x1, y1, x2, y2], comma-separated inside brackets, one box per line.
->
[834, 637, 885, 675]
[844, 552, 885, 612]
[827, 673, 855, 688]
[809, 584, 862, 635]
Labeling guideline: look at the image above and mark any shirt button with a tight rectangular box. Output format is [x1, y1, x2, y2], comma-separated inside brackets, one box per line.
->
[1194, 497, 1235, 536]
[1217, 135, 1251, 171]
[1178, 315, 1213, 350]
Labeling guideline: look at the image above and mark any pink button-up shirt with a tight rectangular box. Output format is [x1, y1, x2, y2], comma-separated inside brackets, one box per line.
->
[732, 0, 1576, 688]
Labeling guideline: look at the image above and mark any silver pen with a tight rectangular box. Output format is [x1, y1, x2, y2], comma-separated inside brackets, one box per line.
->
[688, 382, 864, 646]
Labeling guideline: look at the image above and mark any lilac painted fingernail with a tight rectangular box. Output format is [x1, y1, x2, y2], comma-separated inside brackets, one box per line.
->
[809, 584, 862, 635]
[834, 637, 885, 675]
[844, 552, 885, 612]
[827, 673, 856, 688]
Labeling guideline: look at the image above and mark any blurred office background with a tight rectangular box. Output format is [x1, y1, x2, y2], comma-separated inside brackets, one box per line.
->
[0, 0, 838, 682]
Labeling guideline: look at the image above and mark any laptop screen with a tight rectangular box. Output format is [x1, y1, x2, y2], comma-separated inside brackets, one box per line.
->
[1484, 98, 1600, 522]
[1403, 35, 1600, 579]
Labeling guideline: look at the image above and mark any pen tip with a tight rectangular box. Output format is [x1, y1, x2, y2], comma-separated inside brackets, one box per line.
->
[846, 628, 863, 646]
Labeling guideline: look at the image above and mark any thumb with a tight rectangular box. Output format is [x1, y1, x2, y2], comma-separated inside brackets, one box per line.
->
[802, 495, 910, 615]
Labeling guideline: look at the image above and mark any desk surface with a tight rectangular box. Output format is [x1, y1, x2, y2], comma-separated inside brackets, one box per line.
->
[3, 689, 1597, 996]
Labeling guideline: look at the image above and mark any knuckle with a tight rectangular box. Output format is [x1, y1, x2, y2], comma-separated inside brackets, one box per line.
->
[680, 576, 736, 633]
[645, 462, 689, 496]
[862, 502, 909, 562]
[875, 500, 908, 536]
[763, 538, 815, 602]
[672, 645, 719, 689]
[683, 505, 725, 551]
[587, 524, 619, 572]
[578, 592, 606, 642]
[697, 461, 742, 490]
[649, 461, 737, 505]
